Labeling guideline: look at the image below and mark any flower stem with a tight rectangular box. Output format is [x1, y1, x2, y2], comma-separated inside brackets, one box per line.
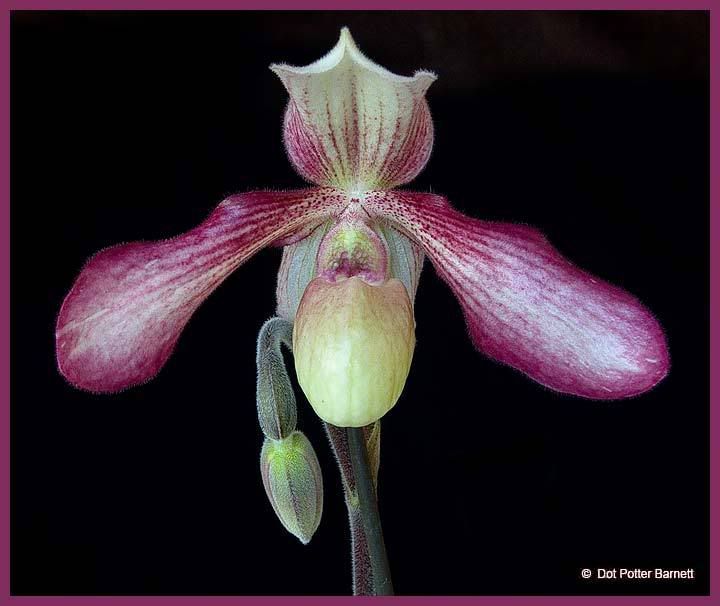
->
[347, 426, 394, 596]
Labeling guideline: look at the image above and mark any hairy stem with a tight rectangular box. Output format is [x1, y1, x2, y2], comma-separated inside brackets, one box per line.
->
[347, 426, 394, 596]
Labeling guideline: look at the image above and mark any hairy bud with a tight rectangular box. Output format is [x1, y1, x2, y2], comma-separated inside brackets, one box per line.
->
[260, 431, 323, 544]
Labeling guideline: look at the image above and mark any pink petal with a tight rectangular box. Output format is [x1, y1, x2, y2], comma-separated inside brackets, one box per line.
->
[56, 188, 344, 393]
[366, 191, 669, 399]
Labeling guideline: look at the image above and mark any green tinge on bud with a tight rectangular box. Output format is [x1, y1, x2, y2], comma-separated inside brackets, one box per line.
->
[260, 431, 323, 544]
[293, 276, 415, 427]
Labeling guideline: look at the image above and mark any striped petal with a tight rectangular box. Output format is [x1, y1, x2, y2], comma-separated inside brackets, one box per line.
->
[271, 28, 436, 192]
[366, 191, 669, 399]
[56, 188, 344, 393]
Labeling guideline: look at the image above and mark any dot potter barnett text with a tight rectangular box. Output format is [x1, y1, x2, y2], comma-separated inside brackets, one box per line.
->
[593, 568, 695, 580]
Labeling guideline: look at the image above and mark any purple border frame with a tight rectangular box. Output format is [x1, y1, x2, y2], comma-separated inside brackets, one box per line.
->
[1, 4, 715, 605]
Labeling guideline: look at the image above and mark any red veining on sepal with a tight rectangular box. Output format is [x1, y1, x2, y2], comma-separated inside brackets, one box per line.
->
[271, 28, 436, 192]
[282, 96, 434, 192]
[56, 188, 345, 393]
[365, 190, 669, 399]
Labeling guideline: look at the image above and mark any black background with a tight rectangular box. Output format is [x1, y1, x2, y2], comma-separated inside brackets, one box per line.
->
[11, 11, 709, 596]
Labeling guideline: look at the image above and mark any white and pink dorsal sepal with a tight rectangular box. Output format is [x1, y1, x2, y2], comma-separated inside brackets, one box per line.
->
[271, 27, 436, 193]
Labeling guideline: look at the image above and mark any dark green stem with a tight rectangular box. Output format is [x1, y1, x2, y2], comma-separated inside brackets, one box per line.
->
[347, 427, 394, 596]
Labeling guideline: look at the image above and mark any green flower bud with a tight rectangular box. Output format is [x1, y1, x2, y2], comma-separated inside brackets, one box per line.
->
[293, 276, 415, 427]
[260, 431, 323, 544]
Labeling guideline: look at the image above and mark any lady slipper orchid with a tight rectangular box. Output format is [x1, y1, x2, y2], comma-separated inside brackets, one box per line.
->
[56, 27, 669, 432]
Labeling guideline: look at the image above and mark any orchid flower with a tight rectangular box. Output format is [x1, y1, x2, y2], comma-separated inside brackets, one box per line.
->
[55, 28, 669, 594]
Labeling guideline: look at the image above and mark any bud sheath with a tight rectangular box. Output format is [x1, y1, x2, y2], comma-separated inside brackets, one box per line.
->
[256, 318, 297, 440]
